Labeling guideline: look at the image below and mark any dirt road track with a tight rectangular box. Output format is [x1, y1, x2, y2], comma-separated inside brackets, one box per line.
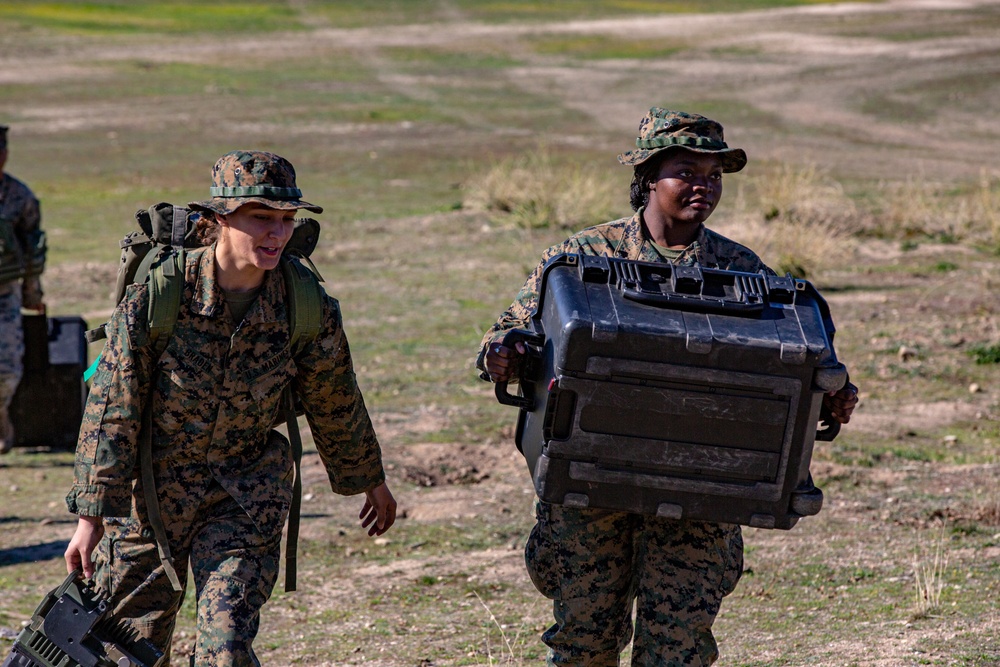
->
[3, 0, 999, 179]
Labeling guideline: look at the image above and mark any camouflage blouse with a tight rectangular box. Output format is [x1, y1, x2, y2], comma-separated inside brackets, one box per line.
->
[67, 245, 385, 539]
[0, 172, 43, 304]
[477, 209, 774, 376]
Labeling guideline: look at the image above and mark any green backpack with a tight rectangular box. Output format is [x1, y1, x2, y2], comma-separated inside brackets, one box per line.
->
[86, 202, 325, 593]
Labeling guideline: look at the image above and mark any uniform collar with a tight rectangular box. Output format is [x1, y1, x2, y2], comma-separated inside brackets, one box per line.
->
[190, 244, 285, 325]
[615, 210, 646, 260]
[619, 207, 709, 263]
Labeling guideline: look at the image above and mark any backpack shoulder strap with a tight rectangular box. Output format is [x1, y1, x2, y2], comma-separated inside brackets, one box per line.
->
[83, 244, 186, 351]
[278, 252, 324, 592]
[146, 245, 186, 355]
[281, 387, 304, 592]
[136, 245, 187, 593]
[280, 254, 324, 356]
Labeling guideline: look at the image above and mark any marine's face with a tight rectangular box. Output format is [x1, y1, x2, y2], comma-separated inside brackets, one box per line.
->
[647, 150, 724, 226]
[218, 203, 296, 273]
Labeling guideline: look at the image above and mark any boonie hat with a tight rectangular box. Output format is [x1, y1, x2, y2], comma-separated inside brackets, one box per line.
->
[617, 108, 747, 173]
[189, 150, 322, 216]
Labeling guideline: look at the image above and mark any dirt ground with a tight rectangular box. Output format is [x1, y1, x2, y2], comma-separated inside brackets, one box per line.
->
[6, 0, 1000, 181]
[2, 1, 1000, 665]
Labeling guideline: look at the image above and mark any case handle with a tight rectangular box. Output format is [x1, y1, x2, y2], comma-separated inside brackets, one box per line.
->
[493, 329, 544, 409]
[622, 288, 766, 314]
[620, 264, 765, 313]
[815, 406, 841, 442]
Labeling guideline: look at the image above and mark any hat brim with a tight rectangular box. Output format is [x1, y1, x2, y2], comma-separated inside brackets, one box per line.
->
[617, 145, 747, 173]
[189, 196, 323, 216]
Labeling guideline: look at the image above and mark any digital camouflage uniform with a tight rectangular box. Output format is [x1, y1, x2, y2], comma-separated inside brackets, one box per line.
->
[477, 109, 771, 666]
[479, 212, 772, 666]
[0, 125, 44, 452]
[66, 152, 384, 667]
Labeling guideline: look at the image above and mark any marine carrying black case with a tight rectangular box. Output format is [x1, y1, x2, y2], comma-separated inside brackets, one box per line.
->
[495, 254, 847, 529]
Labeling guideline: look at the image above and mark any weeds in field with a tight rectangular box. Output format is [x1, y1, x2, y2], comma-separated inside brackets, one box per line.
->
[975, 169, 1000, 253]
[912, 523, 949, 618]
[466, 155, 999, 273]
[463, 148, 622, 230]
[874, 169, 1000, 247]
[721, 163, 855, 277]
[745, 163, 857, 229]
[971, 487, 1000, 527]
[474, 591, 526, 666]
[968, 343, 1000, 365]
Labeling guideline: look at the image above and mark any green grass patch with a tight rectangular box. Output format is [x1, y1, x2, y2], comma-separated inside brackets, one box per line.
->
[968, 343, 1000, 365]
[821, 417, 999, 469]
[436, 0, 878, 22]
[0, 1, 303, 35]
[381, 46, 523, 71]
[0, 0, 877, 35]
[528, 34, 688, 60]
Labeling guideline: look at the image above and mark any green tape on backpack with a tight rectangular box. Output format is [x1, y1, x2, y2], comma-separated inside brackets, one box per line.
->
[83, 348, 102, 382]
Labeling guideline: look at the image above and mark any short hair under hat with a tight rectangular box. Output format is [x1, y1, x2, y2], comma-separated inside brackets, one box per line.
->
[617, 108, 747, 173]
[189, 150, 322, 216]
[0, 125, 8, 151]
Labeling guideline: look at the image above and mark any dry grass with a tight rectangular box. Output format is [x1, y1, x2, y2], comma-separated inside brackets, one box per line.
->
[976, 169, 1000, 252]
[743, 163, 859, 229]
[463, 148, 623, 231]
[475, 592, 529, 667]
[718, 213, 852, 278]
[466, 155, 1000, 278]
[911, 523, 949, 619]
[868, 169, 1000, 248]
[721, 163, 857, 278]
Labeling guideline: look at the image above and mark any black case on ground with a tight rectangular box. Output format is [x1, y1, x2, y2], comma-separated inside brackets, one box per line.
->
[495, 254, 847, 530]
[10, 314, 87, 450]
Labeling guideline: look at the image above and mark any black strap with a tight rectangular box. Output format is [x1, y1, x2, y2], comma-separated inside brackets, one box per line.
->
[170, 207, 187, 248]
[139, 373, 183, 593]
[282, 387, 304, 592]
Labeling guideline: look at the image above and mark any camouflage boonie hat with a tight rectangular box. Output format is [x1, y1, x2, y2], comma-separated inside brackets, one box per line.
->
[189, 150, 322, 216]
[617, 108, 747, 173]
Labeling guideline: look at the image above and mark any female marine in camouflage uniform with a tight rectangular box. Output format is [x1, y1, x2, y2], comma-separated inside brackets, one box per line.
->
[479, 109, 858, 666]
[65, 151, 396, 666]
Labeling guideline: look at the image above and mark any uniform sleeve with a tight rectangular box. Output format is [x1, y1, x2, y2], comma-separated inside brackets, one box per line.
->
[474, 240, 573, 378]
[65, 285, 152, 517]
[15, 189, 43, 306]
[294, 294, 385, 496]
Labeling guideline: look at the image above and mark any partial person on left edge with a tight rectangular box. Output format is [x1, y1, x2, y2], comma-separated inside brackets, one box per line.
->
[0, 124, 46, 454]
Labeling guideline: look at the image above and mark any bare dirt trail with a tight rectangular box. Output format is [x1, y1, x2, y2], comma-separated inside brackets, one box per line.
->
[6, 0, 1000, 183]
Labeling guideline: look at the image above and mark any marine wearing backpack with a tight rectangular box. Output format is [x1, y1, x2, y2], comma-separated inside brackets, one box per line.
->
[84, 201, 325, 594]
[65, 150, 395, 667]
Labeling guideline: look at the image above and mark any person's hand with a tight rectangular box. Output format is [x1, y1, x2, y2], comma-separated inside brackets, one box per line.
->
[484, 340, 526, 383]
[360, 482, 397, 537]
[21, 279, 44, 312]
[823, 381, 859, 424]
[65, 516, 104, 578]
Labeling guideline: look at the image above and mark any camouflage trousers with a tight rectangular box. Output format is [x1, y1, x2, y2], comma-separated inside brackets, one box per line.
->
[95, 480, 282, 667]
[525, 501, 744, 667]
[0, 285, 24, 412]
